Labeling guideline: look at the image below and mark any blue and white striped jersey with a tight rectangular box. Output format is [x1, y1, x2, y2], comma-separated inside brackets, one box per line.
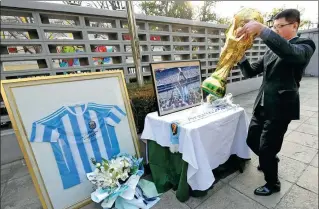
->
[30, 103, 126, 189]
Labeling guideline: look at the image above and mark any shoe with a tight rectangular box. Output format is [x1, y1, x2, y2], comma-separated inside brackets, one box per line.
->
[254, 183, 281, 196]
[257, 156, 280, 172]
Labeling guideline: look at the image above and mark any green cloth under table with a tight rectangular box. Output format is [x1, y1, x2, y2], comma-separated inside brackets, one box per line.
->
[147, 140, 208, 202]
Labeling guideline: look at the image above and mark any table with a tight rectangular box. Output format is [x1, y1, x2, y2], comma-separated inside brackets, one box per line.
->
[141, 105, 251, 193]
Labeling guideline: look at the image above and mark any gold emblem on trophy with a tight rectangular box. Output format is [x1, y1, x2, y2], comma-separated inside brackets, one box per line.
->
[202, 8, 264, 101]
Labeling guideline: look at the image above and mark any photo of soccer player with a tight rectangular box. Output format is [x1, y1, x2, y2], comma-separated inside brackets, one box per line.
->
[151, 61, 202, 116]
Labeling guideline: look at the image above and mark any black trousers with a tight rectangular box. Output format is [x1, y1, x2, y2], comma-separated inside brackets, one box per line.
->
[247, 105, 291, 186]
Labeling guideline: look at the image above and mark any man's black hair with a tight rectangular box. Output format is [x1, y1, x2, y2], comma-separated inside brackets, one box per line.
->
[273, 9, 301, 26]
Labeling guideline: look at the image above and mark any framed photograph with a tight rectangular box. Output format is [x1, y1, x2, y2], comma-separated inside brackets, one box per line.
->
[150, 60, 203, 116]
[1, 71, 140, 209]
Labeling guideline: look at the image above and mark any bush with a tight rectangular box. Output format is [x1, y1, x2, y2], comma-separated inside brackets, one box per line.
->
[127, 82, 157, 134]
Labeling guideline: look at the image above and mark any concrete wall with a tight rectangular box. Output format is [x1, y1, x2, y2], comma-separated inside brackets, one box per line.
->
[0, 0, 268, 165]
[299, 28, 319, 77]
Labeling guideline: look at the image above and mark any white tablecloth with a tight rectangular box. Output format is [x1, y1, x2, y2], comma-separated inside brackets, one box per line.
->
[141, 105, 251, 191]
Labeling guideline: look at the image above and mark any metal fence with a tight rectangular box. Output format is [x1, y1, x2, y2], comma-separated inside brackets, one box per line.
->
[0, 0, 268, 164]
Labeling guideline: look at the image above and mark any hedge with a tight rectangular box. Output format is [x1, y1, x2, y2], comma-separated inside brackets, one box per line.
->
[127, 82, 157, 134]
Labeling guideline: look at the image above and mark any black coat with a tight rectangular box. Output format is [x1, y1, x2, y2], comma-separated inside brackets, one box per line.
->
[238, 31, 316, 120]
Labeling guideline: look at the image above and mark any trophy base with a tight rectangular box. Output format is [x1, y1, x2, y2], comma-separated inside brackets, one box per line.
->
[201, 75, 227, 99]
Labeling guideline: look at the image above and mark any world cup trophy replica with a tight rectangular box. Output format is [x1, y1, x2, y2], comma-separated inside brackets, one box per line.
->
[201, 8, 264, 102]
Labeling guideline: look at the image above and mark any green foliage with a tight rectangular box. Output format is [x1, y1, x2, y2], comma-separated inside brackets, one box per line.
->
[127, 82, 157, 133]
[139, 1, 193, 20]
[215, 17, 232, 26]
[198, 1, 217, 22]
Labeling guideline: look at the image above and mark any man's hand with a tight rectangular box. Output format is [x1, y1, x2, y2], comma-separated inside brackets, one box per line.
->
[236, 20, 267, 39]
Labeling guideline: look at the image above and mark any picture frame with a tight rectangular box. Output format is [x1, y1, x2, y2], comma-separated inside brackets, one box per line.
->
[150, 60, 203, 116]
[1, 71, 140, 209]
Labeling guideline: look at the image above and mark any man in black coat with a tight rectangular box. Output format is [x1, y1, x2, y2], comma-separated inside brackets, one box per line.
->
[236, 9, 316, 196]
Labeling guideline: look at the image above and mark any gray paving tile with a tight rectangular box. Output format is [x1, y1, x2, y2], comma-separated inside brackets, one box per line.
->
[280, 141, 317, 164]
[1, 175, 41, 209]
[300, 109, 316, 117]
[1, 166, 11, 184]
[284, 129, 293, 138]
[7, 162, 29, 182]
[296, 123, 318, 136]
[245, 112, 253, 121]
[299, 114, 311, 123]
[304, 116, 319, 127]
[249, 150, 259, 164]
[277, 155, 307, 183]
[151, 191, 190, 209]
[275, 185, 318, 209]
[311, 111, 318, 117]
[80, 201, 102, 209]
[243, 106, 254, 114]
[221, 171, 240, 184]
[229, 164, 292, 209]
[300, 105, 318, 112]
[287, 121, 302, 131]
[285, 131, 318, 149]
[300, 97, 310, 103]
[250, 153, 307, 184]
[304, 99, 318, 107]
[1, 183, 5, 198]
[185, 181, 224, 209]
[297, 165, 318, 194]
[197, 185, 266, 209]
[237, 99, 255, 106]
[1, 163, 12, 170]
[310, 153, 318, 167]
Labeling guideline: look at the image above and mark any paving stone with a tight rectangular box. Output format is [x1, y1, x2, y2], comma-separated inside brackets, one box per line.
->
[310, 153, 318, 167]
[249, 154, 306, 183]
[285, 131, 318, 149]
[7, 161, 29, 182]
[304, 99, 318, 107]
[280, 141, 317, 164]
[296, 123, 318, 135]
[299, 114, 311, 123]
[80, 201, 102, 209]
[249, 150, 258, 164]
[185, 181, 224, 209]
[197, 185, 266, 209]
[277, 155, 307, 183]
[229, 164, 292, 209]
[311, 111, 318, 117]
[287, 121, 302, 130]
[243, 106, 253, 114]
[301, 105, 318, 112]
[300, 109, 316, 117]
[300, 97, 310, 103]
[151, 191, 190, 209]
[221, 171, 240, 184]
[246, 113, 253, 121]
[304, 116, 319, 127]
[1, 166, 11, 184]
[1, 183, 5, 198]
[275, 185, 318, 209]
[1, 175, 41, 209]
[284, 129, 293, 138]
[297, 165, 318, 194]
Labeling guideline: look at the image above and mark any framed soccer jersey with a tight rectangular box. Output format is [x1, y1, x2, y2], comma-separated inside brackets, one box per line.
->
[1, 71, 139, 209]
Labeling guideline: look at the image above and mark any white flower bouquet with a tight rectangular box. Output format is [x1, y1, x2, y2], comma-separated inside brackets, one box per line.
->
[87, 153, 148, 209]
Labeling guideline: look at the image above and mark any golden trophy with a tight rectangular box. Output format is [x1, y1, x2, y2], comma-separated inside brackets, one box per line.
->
[202, 8, 264, 101]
